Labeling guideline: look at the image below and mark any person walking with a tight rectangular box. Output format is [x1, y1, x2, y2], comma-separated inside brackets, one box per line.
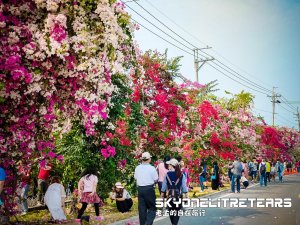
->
[156, 155, 170, 195]
[180, 160, 191, 190]
[276, 160, 284, 183]
[199, 165, 207, 192]
[110, 182, 133, 213]
[270, 162, 276, 182]
[296, 160, 300, 173]
[242, 160, 249, 179]
[44, 176, 67, 222]
[211, 161, 219, 190]
[17, 160, 31, 215]
[229, 157, 243, 193]
[37, 157, 52, 205]
[259, 159, 267, 187]
[134, 152, 158, 225]
[161, 158, 188, 225]
[265, 159, 271, 183]
[77, 168, 103, 222]
[251, 158, 258, 182]
[228, 162, 233, 182]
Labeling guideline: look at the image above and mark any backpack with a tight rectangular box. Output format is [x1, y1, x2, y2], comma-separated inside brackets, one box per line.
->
[248, 162, 253, 172]
[277, 164, 281, 173]
[260, 164, 266, 174]
[236, 162, 243, 174]
[166, 174, 182, 198]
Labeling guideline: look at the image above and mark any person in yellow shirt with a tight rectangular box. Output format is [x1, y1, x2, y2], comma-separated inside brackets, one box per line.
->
[266, 160, 271, 183]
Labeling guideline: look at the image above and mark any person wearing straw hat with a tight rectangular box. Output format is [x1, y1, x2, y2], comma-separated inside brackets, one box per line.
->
[110, 182, 133, 213]
[134, 152, 158, 225]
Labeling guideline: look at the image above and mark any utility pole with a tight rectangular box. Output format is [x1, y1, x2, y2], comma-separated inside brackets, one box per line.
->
[267, 87, 281, 126]
[193, 47, 214, 82]
[294, 107, 300, 132]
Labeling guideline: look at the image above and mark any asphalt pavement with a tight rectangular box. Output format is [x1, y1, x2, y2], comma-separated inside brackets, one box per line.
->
[154, 174, 300, 225]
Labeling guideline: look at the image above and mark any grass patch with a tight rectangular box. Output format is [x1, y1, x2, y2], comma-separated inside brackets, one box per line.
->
[12, 183, 230, 224]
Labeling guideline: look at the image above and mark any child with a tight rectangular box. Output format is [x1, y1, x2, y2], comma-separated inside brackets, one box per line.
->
[240, 176, 249, 189]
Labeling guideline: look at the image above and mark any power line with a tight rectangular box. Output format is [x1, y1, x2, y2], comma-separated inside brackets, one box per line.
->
[143, 0, 209, 47]
[206, 62, 269, 96]
[278, 104, 294, 114]
[123, 2, 194, 52]
[127, 0, 297, 118]
[253, 107, 295, 126]
[142, 0, 274, 90]
[279, 96, 297, 111]
[133, 0, 198, 49]
[131, 18, 194, 56]
[210, 61, 271, 95]
[131, 18, 272, 94]
[214, 59, 272, 93]
[130, 14, 296, 128]
[132, 17, 273, 95]
[130, 0, 274, 95]
[191, 49, 273, 94]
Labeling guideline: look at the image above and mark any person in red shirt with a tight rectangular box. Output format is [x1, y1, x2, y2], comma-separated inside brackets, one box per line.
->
[37, 157, 52, 205]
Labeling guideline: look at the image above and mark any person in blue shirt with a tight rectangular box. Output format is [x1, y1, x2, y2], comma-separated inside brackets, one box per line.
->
[161, 158, 188, 225]
[0, 166, 6, 206]
[276, 160, 285, 183]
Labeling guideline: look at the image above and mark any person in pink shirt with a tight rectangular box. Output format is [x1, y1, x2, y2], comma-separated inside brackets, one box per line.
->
[156, 155, 170, 195]
[180, 161, 191, 189]
[76, 168, 103, 222]
[242, 160, 249, 179]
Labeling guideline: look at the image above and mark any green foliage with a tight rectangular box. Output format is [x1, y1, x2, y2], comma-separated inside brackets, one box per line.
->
[202, 80, 219, 95]
[224, 90, 254, 111]
[144, 49, 182, 77]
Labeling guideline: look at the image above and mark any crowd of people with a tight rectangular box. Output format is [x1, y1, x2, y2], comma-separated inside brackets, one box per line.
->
[228, 157, 291, 194]
[0, 154, 299, 224]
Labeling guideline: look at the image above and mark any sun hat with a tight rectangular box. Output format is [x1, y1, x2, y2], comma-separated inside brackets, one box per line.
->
[115, 182, 124, 188]
[166, 158, 179, 167]
[141, 152, 152, 160]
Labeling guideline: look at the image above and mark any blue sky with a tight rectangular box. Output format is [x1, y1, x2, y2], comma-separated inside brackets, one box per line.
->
[126, 0, 300, 129]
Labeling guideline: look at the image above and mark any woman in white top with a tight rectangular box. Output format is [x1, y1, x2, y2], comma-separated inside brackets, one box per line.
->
[77, 168, 103, 221]
[44, 176, 67, 222]
[270, 162, 276, 182]
[110, 182, 133, 213]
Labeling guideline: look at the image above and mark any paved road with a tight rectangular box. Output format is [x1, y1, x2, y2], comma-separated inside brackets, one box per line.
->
[154, 174, 300, 225]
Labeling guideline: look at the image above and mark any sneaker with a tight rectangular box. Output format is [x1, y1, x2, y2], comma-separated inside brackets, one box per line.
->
[74, 219, 81, 223]
[20, 212, 27, 216]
